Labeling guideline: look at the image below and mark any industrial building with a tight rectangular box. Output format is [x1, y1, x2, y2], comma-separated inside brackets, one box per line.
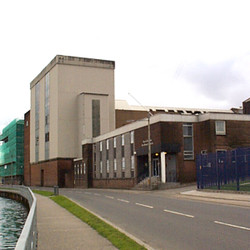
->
[26, 55, 115, 187]
[0, 119, 24, 184]
[23, 54, 250, 189]
[80, 99, 250, 189]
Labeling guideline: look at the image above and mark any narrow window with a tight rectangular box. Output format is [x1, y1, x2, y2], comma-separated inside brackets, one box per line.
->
[100, 161, 103, 178]
[92, 100, 100, 137]
[183, 123, 194, 160]
[130, 131, 134, 144]
[122, 134, 125, 146]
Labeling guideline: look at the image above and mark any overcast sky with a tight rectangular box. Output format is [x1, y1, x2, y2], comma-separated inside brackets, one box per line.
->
[1, 0, 250, 132]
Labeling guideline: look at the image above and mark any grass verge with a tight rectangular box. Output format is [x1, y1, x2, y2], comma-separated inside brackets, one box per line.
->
[32, 190, 54, 197]
[206, 180, 250, 192]
[34, 190, 146, 250]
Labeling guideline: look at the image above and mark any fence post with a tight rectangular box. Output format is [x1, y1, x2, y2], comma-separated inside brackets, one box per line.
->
[235, 151, 240, 191]
[216, 153, 220, 190]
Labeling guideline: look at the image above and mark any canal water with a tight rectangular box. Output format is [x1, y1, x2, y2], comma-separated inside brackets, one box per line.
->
[0, 196, 28, 249]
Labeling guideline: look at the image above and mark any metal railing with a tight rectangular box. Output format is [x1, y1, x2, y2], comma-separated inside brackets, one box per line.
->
[13, 186, 37, 250]
[196, 147, 250, 191]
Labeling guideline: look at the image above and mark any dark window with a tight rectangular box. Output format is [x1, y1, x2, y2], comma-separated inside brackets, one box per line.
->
[131, 171, 134, 178]
[122, 146, 124, 158]
[92, 99, 100, 137]
[131, 144, 134, 155]
[45, 132, 50, 142]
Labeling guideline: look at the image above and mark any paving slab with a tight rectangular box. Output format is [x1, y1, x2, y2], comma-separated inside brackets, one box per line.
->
[180, 190, 250, 207]
[36, 194, 117, 250]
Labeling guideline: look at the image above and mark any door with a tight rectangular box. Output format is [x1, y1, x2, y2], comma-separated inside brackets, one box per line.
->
[166, 155, 176, 182]
[153, 158, 160, 176]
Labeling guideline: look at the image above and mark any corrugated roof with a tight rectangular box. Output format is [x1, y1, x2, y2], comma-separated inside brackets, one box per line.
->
[115, 100, 233, 114]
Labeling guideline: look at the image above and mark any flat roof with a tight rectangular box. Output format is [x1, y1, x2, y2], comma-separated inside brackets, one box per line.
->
[115, 100, 234, 115]
[30, 55, 115, 88]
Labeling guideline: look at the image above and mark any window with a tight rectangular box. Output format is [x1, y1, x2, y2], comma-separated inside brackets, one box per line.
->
[92, 99, 100, 137]
[122, 157, 125, 170]
[106, 139, 109, 160]
[122, 146, 125, 158]
[130, 131, 134, 155]
[100, 161, 103, 178]
[80, 163, 83, 175]
[45, 73, 50, 160]
[130, 131, 134, 144]
[122, 134, 125, 146]
[45, 132, 49, 142]
[114, 159, 117, 172]
[131, 155, 135, 170]
[35, 82, 40, 162]
[215, 121, 226, 135]
[100, 142, 102, 161]
[122, 172, 125, 178]
[183, 123, 194, 160]
[107, 160, 110, 173]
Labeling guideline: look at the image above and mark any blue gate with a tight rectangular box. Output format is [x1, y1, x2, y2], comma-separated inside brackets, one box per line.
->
[196, 147, 250, 191]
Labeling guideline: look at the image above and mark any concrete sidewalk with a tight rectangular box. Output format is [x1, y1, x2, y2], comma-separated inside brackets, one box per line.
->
[36, 194, 117, 250]
[180, 189, 250, 207]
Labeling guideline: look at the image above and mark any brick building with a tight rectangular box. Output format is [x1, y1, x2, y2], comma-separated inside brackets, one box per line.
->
[80, 108, 250, 189]
[24, 55, 250, 189]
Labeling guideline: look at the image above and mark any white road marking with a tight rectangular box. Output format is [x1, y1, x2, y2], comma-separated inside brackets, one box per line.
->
[164, 209, 194, 218]
[135, 203, 153, 209]
[214, 221, 250, 231]
[94, 193, 101, 196]
[105, 195, 114, 199]
[117, 198, 130, 203]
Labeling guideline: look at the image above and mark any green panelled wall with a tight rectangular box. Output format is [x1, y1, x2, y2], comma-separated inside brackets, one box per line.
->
[0, 119, 24, 177]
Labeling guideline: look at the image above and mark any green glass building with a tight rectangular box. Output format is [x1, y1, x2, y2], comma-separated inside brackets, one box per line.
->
[0, 119, 24, 184]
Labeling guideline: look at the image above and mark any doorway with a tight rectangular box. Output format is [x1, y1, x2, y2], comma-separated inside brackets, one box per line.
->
[166, 155, 176, 182]
[153, 158, 160, 176]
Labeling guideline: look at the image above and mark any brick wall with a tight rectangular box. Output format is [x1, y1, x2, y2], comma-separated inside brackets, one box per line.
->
[243, 100, 250, 114]
[30, 158, 73, 187]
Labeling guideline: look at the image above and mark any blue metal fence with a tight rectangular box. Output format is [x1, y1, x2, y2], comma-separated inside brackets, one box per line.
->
[196, 147, 250, 190]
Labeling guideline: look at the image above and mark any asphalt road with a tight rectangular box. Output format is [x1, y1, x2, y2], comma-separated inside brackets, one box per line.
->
[60, 187, 250, 250]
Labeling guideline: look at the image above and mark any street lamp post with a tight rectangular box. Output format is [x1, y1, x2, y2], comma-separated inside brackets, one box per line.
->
[128, 93, 153, 189]
[148, 113, 152, 190]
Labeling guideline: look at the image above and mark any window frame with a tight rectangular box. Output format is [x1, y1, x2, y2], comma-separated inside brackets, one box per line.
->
[215, 120, 226, 135]
[183, 123, 194, 160]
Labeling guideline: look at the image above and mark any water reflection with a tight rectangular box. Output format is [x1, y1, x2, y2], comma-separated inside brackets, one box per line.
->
[0, 197, 28, 249]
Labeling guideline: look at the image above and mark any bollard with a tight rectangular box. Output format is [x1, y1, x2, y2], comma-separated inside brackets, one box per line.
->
[54, 186, 59, 196]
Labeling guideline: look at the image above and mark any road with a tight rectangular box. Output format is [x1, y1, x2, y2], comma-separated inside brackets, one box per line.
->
[60, 187, 250, 250]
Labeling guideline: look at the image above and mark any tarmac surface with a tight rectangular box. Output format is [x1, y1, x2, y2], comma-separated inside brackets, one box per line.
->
[35, 188, 249, 250]
[36, 194, 117, 250]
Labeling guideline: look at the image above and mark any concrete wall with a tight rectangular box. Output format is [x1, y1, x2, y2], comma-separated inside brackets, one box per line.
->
[30, 55, 115, 163]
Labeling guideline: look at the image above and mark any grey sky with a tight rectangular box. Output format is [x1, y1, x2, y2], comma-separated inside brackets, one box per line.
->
[180, 54, 250, 106]
[1, 0, 250, 132]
